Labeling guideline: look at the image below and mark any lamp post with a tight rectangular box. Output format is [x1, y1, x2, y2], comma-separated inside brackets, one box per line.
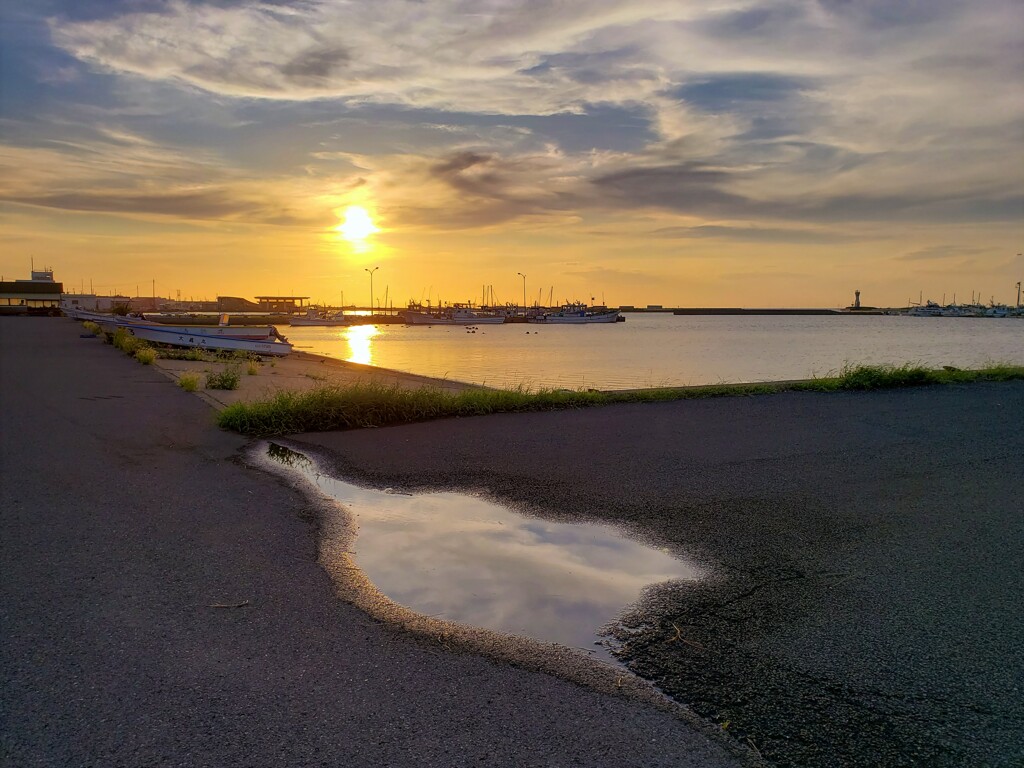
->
[365, 266, 378, 311]
[516, 272, 527, 309]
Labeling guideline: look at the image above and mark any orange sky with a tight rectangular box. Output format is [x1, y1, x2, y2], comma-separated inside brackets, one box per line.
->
[2, 1, 1022, 308]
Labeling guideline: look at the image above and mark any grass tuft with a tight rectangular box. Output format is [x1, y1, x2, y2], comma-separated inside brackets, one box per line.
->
[206, 366, 241, 390]
[135, 347, 157, 365]
[178, 373, 200, 392]
[112, 327, 150, 356]
[247, 361, 260, 376]
[216, 363, 1024, 437]
[82, 321, 102, 336]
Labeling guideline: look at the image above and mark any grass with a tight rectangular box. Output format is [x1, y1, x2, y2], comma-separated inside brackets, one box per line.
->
[112, 327, 150, 356]
[206, 366, 241, 390]
[216, 363, 1024, 437]
[178, 373, 200, 392]
[247, 361, 260, 376]
[82, 321, 102, 336]
[135, 347, 157, 365]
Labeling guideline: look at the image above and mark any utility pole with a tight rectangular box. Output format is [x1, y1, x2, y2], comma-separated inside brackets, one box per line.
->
[365, 266, 378, 311]
[516, 272, 526, 309]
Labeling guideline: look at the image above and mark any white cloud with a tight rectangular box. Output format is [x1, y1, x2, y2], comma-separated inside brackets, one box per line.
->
[37, 0, 1024, 228]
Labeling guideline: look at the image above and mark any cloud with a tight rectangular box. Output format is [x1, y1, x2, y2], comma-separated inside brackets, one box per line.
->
[12, 189, 260, 218]
[25, 0, 1024, 235]
[897, 245, 988, 261]
[651, 225, 866, 244]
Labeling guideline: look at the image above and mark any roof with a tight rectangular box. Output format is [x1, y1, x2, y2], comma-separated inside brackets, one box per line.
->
[0, 281, 64, 295]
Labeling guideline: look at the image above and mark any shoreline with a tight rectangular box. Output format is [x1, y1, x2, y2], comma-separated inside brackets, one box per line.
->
[151, 347, 482, 410]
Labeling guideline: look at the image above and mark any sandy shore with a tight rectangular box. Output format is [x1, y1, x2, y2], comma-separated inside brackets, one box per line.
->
[152, 348, 479, 409]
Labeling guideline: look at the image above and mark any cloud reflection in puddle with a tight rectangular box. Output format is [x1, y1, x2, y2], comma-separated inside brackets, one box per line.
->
[267, 443, 701, 661]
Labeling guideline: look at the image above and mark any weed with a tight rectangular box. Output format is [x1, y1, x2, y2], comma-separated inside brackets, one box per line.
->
[112, 327, 149, 356]
[178, 373, 200, 392]
[247, 361, 260, 376]
[206, 366, 241, 390]
[216, 364, 1024, 437]
[82, 321, 102, 335]
[135, 347, 157, 365]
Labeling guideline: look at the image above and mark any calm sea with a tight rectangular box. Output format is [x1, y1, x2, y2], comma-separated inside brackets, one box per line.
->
[284, 314, 1023, 390]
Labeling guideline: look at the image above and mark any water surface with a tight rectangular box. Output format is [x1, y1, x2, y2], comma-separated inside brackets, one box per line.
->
[285, 314, 1023, 390]
[266, 443, 700, 660]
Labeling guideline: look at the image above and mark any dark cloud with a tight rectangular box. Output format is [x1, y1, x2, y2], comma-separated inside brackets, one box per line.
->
[815, 0, 965, 29]
[672, 73, 817, 112]
[697, 4, 809, 39]
[784, 192, 1024, 224]
[897, 245, 987, 261]
[12, 189, 262, 219]
[651, 225, 865, 244]
[591, 162, 1023, 225]
[592, 164, 750, 215]
[281, 46, 350, 85]
[429, 152, 508, 198]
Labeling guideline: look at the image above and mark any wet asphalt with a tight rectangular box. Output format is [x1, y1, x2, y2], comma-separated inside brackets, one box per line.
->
[293, 372, 1024, 766]
[0, 318, 742, 767]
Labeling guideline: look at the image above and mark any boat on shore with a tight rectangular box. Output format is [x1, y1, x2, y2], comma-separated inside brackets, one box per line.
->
[76, 311, 281, 340]
[529, 303, 621, 324]
[110, 321, 292, 356]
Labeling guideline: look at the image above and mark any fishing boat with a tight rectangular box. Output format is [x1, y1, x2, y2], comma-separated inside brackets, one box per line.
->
[529, 303, 621, 324]
[289, 308, 351, 326]
[402, 303, 507, 325]
[111, 321, 293, 356]
[904, 301, 943, 317]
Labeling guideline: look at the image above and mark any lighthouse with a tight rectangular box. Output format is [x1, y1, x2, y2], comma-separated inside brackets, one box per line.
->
[854, 290, 861, 309]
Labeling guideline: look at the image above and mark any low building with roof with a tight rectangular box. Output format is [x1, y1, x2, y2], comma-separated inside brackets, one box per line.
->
[1, 269, 64, 315]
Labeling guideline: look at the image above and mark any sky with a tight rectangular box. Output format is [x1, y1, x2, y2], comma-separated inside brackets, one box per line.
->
[1, 0, 1022, 308]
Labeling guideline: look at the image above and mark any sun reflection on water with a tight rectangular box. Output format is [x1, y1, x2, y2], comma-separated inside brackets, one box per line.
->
[344, 324, 378, 365]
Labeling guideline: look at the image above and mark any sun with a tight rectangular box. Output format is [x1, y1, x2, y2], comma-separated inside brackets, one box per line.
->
[336, 206, 379, 243]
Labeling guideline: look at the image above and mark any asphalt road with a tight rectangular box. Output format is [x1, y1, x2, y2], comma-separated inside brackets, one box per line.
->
[293, 371, 1024, 766]
[0, 318, 742, 768]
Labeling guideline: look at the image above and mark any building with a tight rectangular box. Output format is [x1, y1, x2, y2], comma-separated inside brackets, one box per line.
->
[252, 296, 310, 313]
[1, 269, 64, 315]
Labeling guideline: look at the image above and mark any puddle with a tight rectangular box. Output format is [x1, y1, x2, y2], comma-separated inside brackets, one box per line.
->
[266, 443, 702, 662]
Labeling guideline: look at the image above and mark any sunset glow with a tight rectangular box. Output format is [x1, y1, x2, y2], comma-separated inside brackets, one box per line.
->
[344, 324, 377, 366]
[336, 207, 378, 244]
[1, 2, 1021, 307]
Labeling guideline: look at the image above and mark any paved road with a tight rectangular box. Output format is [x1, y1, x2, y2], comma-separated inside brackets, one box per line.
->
[295, 374, 1024, 766]
[0, 318, 741, 767]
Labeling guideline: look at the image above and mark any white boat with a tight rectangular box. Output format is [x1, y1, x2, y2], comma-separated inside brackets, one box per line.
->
[289, 308, 351, 326]
[529, 303, 621, 324]
[65, 307, 118, 322]
[114, 322, 293, 356]
[92, 314, 279, 340]
[905, 301, 943, 317]
[402, 305, 507, 325]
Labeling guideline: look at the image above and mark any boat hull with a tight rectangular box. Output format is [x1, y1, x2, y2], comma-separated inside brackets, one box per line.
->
[116, 323, 292, 356]
[530, 310, 621, 324]
[289, 318, 351, 326]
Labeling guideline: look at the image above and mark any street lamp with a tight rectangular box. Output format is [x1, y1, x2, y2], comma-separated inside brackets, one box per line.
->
[365, 266, 378, 311]
[516, 272, 527, 308]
